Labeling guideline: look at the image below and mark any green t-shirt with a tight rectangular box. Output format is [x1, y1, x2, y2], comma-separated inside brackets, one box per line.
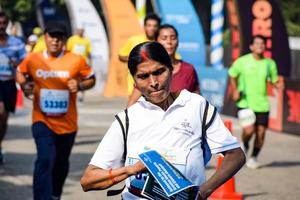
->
[228, 53, 278, 112]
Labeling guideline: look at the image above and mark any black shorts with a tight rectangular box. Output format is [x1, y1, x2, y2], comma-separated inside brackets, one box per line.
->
[0, 80, 17, 113]
[254, 112, 269, 127]
[237, 107, 269, 127]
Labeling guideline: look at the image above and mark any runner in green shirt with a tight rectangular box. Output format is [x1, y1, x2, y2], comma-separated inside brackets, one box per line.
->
[228, 35, 283, 169]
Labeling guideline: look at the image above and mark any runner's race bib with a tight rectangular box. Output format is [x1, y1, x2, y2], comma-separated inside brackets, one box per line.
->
[73, 44, 86, 55]
[0, 53, 13, 80]
[40, 89, 69, 116]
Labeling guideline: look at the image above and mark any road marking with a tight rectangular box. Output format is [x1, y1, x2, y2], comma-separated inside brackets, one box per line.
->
[0, 175, 32, 186]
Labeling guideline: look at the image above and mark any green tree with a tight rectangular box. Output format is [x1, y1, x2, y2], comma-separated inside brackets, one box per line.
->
[0, 0, 65, 23]
[276, 0, 300, 36]
[0, 0, 35, 22]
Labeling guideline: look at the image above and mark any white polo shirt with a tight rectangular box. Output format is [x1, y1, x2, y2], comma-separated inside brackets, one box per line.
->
[90, 89, 240, 199]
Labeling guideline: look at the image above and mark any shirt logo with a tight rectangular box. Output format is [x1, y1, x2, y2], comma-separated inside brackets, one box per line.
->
[173, 119, 194, 136]
[36, 69, 70, 79]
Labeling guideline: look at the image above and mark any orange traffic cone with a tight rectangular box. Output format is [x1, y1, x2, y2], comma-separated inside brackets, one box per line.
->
[16, 86, 24, 109]
[209, 120, 243, 200]
[224, 120, 233, 133]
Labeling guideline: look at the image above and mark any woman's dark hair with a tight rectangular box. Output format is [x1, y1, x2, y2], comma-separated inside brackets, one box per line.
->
[155, 24, 178, 41]
[128, 42, 173, 76]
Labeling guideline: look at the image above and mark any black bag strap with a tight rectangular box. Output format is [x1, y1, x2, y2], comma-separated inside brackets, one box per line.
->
[205, 105, 217, 130]
[201, 100, 217, 153]
[202, 101, 209, 135]
[107, 185, 126, 196]
[114, 108, 129, 161]
[202, 100, 217, 134]
[201, 101, 209, 151]
[107, 109, 129, 196]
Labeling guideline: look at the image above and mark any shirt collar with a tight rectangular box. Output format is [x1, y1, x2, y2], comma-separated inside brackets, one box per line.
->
[137, 89, 191, 110]
[43, 50, 64, 59]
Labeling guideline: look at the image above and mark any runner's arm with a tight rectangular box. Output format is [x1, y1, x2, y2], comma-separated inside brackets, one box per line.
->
[229, 76, 240, 101]
[16, 71, 34, 98]
[80, 161, 145, 191]
[67, 75, 95, 93]
[198, 148, 245, 199]
[79, 75, 96, 91]
[15, 71, 27, 85]
[272, 79, 284, 90]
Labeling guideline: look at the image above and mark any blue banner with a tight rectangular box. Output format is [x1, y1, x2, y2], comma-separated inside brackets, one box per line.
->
[36, 0, 70, 35]
[154, 0, 206, 68]
[37, 0, 60, 21]
[196, 67, 228, 111]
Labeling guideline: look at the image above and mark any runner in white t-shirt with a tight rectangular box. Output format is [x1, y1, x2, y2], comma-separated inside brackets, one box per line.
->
[80, 42, 245, 200]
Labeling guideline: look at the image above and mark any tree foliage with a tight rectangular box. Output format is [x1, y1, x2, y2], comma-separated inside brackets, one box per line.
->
[275, 0, 300, 36]
[0, 0, 34, 22]
[0, 0, 65, 23]
[0, 0, 299, 36]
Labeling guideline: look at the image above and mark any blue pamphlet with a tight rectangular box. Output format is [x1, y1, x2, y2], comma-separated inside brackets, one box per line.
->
[138, 150, 196, 197]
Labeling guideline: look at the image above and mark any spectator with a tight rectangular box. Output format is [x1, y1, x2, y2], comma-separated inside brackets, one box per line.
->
[32, 26, 46, 52]
[67, 27, 92, 102]
[67, 27, 91, 64]
[119, 13, 161, 95]
[25, 34, 38, 53]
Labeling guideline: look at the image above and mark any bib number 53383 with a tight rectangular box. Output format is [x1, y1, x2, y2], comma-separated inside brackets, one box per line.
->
[40, 89, 69, 116]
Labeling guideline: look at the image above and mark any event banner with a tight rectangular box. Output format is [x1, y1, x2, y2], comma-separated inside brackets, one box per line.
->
[282, 78, 300, 135]
[234, 0, 291, 77]
[65, 0, 109, 92]
[221, 81, 238, 117]
[101, 0, 143, 96]
[267, 77, 284, 132]
[36, 0, 61, 22]
[226, 0, 243, 63]
[36, 0, 70, 31]
[153, 0, 206, 68]
[196, 67, 228, 111]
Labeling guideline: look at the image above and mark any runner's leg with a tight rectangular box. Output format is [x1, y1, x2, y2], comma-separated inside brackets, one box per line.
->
[32, 122, 56, 200]
[0, 102, 9, 164]
[52, 132, 76, 198]
[252, 125, 267, 157]
[241, 124, 255, 153]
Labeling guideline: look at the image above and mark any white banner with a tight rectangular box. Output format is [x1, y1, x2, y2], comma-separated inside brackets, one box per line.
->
[65, 0, 109, 92]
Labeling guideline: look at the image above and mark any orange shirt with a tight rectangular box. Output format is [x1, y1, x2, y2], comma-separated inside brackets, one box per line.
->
[18, 51, 94, 134]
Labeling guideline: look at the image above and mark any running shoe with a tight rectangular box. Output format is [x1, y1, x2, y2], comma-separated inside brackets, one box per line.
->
[246, 157, 260, 169]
